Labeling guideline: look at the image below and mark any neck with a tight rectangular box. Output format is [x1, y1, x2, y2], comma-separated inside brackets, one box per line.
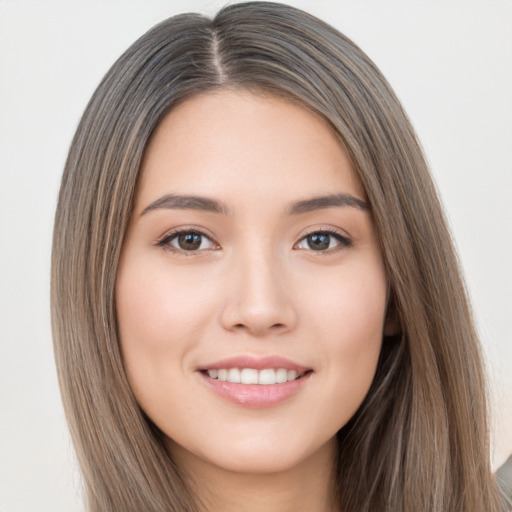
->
[169, 437, 338, 512]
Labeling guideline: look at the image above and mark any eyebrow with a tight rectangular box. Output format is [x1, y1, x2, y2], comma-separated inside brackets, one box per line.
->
[141, 194, 231, 216]
[140, 192, 369, 217]
[287, 193, 368, 214]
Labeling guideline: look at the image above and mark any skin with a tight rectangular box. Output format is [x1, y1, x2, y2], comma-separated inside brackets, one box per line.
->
[116, 89, 389, 512]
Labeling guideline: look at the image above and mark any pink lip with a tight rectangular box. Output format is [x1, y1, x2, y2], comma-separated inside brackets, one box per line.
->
[197, 355, 312, 408]
[198, 355, 310, 373]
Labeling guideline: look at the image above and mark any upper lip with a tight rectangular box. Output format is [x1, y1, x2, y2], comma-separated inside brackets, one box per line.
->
[198, 355, 311, 373]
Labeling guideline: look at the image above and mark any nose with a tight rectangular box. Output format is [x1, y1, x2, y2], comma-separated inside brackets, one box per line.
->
[219, 248, 298, 337]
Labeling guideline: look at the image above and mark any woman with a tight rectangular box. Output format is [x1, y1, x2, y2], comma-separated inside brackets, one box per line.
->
[51, 2, 506, 511]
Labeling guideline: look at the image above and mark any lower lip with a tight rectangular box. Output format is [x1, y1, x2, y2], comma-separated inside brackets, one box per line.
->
[198, 372, 312, 408]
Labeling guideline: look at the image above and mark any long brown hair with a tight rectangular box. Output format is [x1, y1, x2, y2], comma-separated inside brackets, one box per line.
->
[51, 2, 505, 510]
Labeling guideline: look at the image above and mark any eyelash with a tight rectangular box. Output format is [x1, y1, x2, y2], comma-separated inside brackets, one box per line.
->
[156, 227, 352, 254]
[157, 227, 219, 255]
[295, 229, 352, 253]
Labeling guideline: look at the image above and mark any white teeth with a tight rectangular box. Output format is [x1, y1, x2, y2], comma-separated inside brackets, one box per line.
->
[287, 370, 297, 381]
[258, 369, 276, 385]
[227, 368, 241, 383]
[241, 368, 259, 384]
[276, 368, 288, 383]
[206, 367, 303, 384]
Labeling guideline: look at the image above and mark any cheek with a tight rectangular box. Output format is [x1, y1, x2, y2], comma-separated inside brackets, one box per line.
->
[302, 259, 387, 403]
[117, 259, 212, 352]
[308, 258, 387, 345]
[115, 256, 216, 407]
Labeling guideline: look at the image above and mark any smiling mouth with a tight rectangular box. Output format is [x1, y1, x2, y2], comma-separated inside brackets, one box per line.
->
[201, 368, 311, 385]
[198, 359, 313, 407]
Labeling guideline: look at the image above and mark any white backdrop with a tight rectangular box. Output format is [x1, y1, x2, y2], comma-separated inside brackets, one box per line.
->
[0, 1, 511, 511]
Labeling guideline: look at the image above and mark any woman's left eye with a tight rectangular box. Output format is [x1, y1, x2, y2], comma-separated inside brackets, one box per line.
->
[295, 231, 351, 252]
[158, 230, 217, 252]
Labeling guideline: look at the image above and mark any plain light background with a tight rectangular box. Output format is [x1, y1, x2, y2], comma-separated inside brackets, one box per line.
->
[1, 1, 511, 510]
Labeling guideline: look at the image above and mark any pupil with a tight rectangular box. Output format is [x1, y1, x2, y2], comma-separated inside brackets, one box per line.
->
[178, 232, 201, 250]
[308, 233, 330, 250]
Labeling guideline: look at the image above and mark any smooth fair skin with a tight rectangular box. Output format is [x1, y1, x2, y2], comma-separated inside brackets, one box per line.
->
[116, 89, 389, 512]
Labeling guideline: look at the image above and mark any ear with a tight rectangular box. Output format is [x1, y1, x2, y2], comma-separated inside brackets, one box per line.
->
[384, 294, 401, 337]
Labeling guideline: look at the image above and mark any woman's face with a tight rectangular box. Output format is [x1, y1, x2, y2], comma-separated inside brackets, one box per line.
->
[116, 90, 388, 476]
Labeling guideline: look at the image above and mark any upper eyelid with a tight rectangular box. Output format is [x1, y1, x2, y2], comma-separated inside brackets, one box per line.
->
[297, 226, 352, 242]
[294, 228, 352, 250]
[157, 227, 218, 248]
[300, 226, 349, 238]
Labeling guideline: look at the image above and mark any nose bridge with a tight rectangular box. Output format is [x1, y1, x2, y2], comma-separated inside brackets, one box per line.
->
[220, 240, 297, 336]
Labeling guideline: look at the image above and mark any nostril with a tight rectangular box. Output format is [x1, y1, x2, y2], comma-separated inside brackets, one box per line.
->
[231, 322, 285, 333]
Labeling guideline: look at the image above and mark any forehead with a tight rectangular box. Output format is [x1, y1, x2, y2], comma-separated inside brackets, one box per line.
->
[135, 89, 366, 214]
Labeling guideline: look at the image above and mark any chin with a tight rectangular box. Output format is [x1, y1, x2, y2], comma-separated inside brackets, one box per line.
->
[167, 430, 336, 477]
[208, 449, 305, 475]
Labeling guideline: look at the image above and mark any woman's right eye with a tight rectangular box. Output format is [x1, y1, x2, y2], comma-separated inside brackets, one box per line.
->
[158, 230, 217, 252]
